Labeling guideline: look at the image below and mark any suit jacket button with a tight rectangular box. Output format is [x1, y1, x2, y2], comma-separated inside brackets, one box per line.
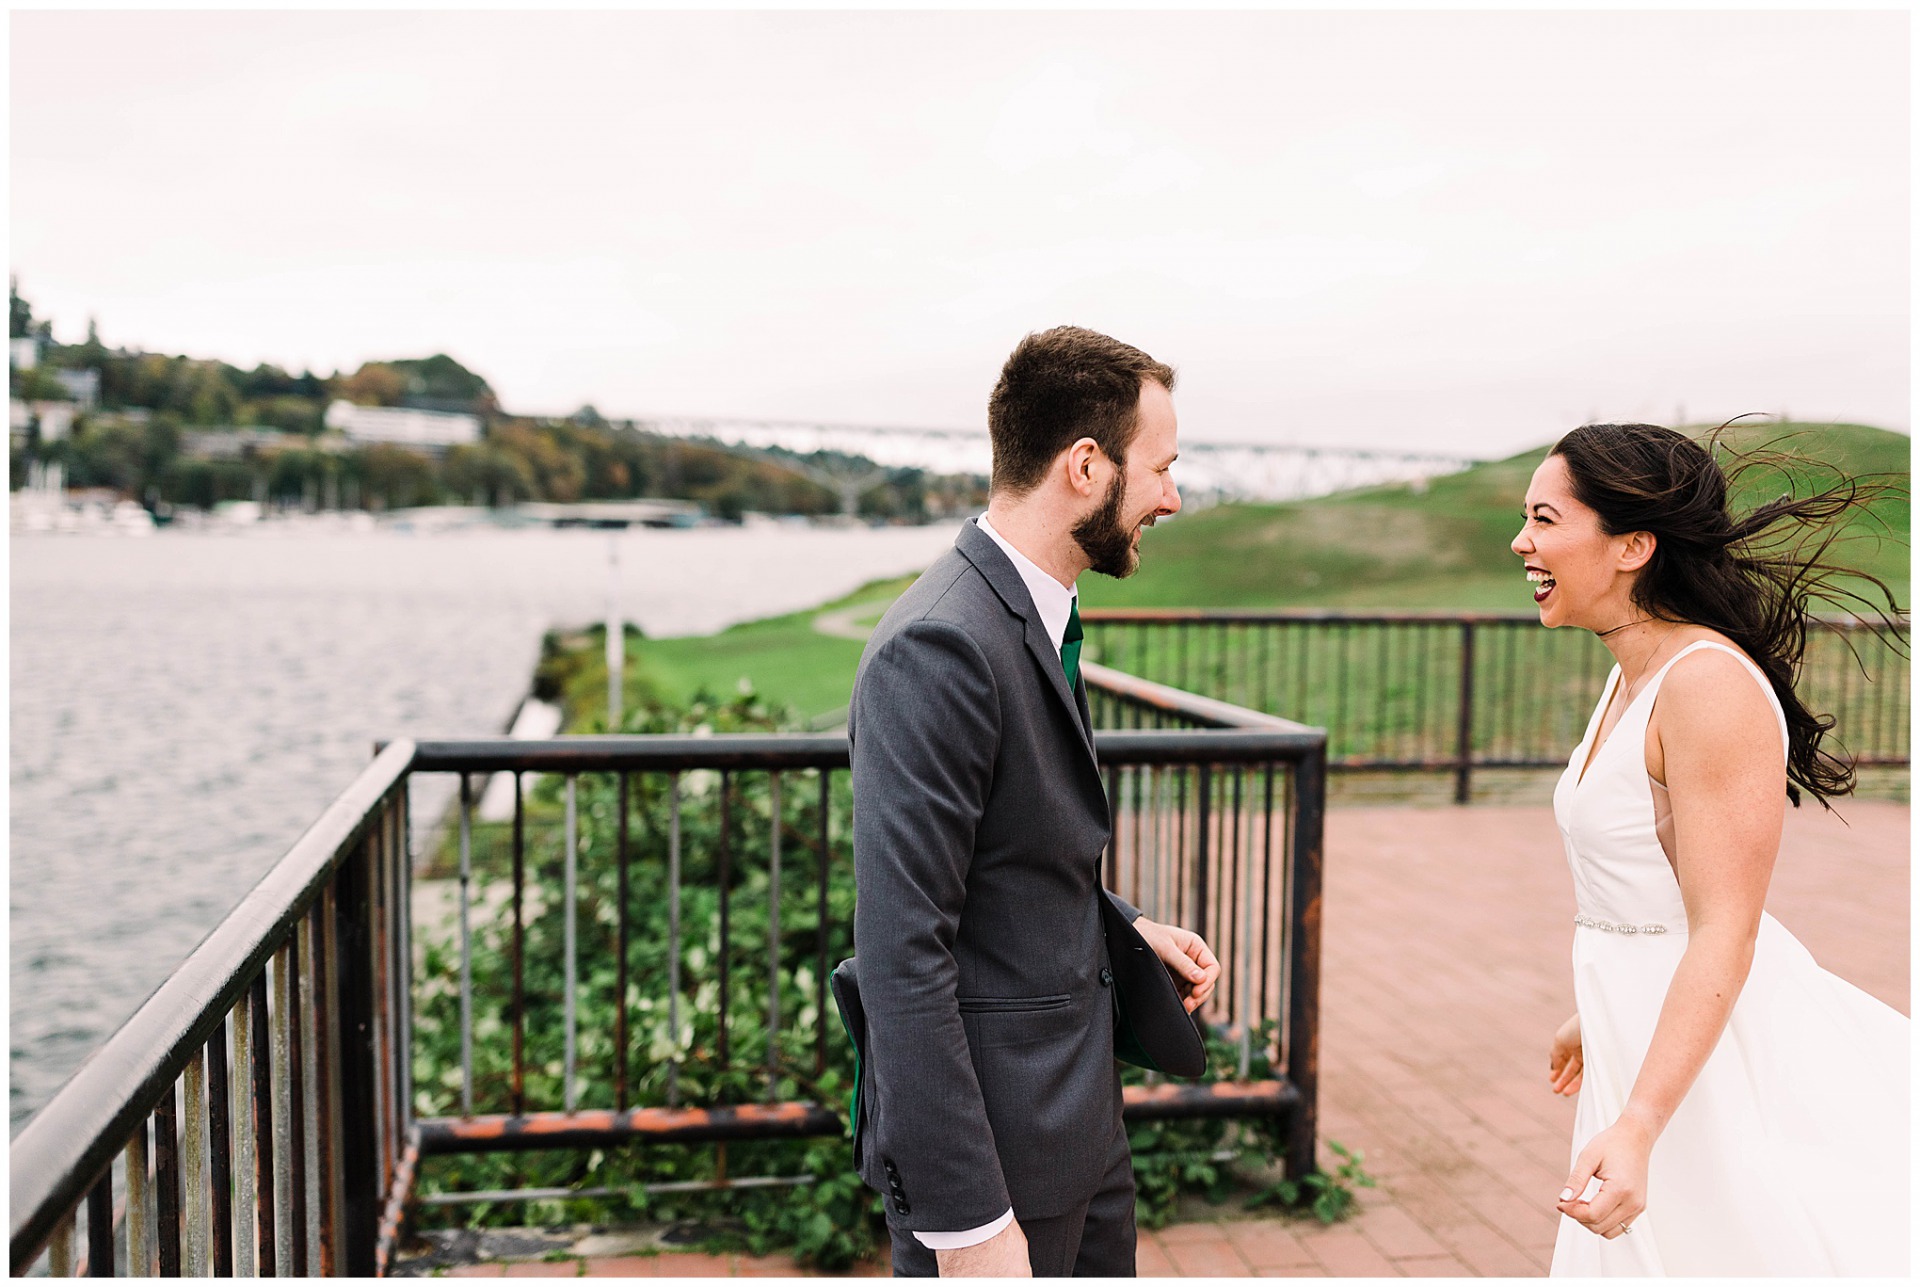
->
[895, 1201, 911, 1215]
[1099, 967, 1114, 987]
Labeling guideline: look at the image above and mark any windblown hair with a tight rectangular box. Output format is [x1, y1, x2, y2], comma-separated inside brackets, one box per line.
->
[1552, 422, 1906, 808]
[987, 326, 1175, 496]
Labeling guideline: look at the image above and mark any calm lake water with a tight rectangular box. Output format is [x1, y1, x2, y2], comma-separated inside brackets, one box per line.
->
[9, 519, 959, 1129]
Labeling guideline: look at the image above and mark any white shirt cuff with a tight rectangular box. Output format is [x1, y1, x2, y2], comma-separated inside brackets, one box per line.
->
[911, 1207, 1014, 1250]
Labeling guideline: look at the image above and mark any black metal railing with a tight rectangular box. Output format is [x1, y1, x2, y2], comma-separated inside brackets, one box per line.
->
[9, 741, 416, 1278]
[12, 674, 1327, 1277]
[1084, 610, 1909, 802]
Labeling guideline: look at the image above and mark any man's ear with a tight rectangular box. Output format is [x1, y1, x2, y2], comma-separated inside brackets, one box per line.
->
[1617, 530, 1657, 573]
[1064, 437, 1104, 499]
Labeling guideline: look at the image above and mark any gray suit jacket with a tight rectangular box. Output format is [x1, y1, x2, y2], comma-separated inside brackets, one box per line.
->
[848, 518, 1137, 1233]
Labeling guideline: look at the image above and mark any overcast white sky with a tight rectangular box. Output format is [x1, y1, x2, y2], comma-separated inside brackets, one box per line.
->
[9, 8, 1910, 456]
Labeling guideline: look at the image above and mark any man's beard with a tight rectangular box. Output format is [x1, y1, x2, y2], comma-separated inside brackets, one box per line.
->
[1072, 470, 1142, 578]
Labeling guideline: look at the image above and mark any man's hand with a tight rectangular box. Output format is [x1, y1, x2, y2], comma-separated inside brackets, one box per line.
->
[934, 1218, 1032, 1277]
[1132, 917, 1220, 1013]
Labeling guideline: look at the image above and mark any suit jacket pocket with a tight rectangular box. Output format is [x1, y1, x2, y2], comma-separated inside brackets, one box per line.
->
[963, 995, 1116, 1219]
[956, 993, 1071, 1015]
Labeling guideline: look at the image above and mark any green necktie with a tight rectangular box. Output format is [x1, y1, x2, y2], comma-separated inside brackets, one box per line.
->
[1061, 598, 1084, 690]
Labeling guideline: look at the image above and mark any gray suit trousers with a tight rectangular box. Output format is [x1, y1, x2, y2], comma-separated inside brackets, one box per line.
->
[885, 1121, 1137, 1278]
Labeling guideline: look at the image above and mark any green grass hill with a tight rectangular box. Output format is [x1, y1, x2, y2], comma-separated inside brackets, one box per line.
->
[578, 423, 1907, 725]
[1082, 421, 1909, 616]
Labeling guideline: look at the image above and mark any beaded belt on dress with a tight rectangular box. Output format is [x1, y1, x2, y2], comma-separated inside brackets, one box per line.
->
[1574, 914, 1670, 935]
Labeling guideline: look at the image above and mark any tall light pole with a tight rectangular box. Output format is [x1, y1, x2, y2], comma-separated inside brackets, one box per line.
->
[606, 531, 623, 729]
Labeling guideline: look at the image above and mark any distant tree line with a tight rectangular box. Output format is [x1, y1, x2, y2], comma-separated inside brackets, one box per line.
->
[8, 282, 987, 522]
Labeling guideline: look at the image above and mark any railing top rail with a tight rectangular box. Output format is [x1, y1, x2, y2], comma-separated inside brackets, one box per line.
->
[1081, 607, 1910, 630]
[1093, 728, 1325, 763]
[409, 734, 851, 773]
[1082, 661, 1318, 734]
[9, 739, 417, 1275]
[410, 726, 1326, 773]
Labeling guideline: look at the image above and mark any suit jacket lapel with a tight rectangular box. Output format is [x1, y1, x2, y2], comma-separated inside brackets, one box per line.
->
[956, 521, 1100, 764]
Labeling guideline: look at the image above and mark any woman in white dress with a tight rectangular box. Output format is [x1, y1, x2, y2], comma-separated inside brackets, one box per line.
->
[1511, 423, 1908, 1276]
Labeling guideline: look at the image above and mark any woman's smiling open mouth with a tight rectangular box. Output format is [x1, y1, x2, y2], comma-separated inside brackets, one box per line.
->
[1527, 566, 1556, 603]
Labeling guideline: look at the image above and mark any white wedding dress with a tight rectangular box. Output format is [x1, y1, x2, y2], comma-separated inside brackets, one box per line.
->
[1550, 640, 1910, 1276]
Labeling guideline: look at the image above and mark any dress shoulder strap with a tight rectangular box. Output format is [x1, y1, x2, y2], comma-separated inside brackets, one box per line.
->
[1647, 640, 1790, 764]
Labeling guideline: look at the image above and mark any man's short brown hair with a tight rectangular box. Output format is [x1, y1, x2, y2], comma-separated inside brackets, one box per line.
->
[986, 326, 1176, 496]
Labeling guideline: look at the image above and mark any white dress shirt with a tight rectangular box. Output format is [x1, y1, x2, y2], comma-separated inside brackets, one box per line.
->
[911, 514, 1076, 1251]
[977, 512, 1078, 657]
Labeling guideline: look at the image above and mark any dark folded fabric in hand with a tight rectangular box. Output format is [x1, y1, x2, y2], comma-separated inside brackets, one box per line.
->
[829, 959, 868, 1165]
[1101, 890, 1208, 1078]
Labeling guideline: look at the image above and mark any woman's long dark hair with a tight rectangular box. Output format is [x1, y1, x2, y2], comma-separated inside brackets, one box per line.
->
[1552, 422, 1906, 808]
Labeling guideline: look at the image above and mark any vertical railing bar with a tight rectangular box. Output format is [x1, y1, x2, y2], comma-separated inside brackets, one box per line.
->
[615, 772, 632, 1110]
[458, 772, 475, 1118]
[667, 772, 683, 1106]
[270, 944, 296, 1276]
[563, 773, 579, 1114]
[1194, 764, 1210, 960]
[1410, 622, 1425, 763]
[1261, 763, 1277, 1052]
[306, 901, 336, 1276]
[1154, 766, 1169, 926]
[85, 1168, 114, 1278]
[1228, 772, 1244, 1075]
[1284, 743, 1326, 1181]
[155, 1085, 183, 1277]
[383, 796, 405, 1178]
[336, 834, 380, 1276]
[318, 884, 347, 1273]
[232, 993, 256, 1277]
[510, 771, 526, 1117]
[1103, 766, 1119, 891]
[1167, 772, 1182, 933]
[717, 770, 733, 1078]
[183, 1045, 209, 1276]
[366, 812, 390, 1188]
[292, 917, 314, 1276]
[1334, 622, 1349, 757]
[1502, 621, 1518, 763]
[1129, 763, 1144, 911]
[49, 1210, 77, 1277]
[815, 771, 831, 1078]
[767, 771, 783, 1100]
[248, 975, 276, 1276]
[398, 785, 416, 1143]
[1455, 621, 1476, 804]
[1378, 622, 1392, 763]
[127, 1117, 152, 1277]
[1239, 620, 1251, 707]
[208, 1018, 235, 1276]
[1236, 766, 1253, 1079]
[1295, 621, 1310, 734]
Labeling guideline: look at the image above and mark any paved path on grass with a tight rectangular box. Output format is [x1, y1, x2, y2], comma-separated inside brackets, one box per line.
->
[435, 799, 1908, 1278]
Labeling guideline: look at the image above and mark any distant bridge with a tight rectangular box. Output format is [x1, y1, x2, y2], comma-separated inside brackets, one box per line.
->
[633, 415, 1480, 506]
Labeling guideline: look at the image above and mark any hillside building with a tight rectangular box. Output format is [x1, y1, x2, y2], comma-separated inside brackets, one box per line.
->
[324, 400, 480, 452]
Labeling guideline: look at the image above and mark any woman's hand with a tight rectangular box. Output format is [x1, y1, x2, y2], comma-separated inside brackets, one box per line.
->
[1556, 1115, 1655, 1239]
[1548, 1012, 1584, 1097]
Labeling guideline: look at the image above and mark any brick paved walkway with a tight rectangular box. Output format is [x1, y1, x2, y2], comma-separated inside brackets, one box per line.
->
[430, 800, 1908, 1278]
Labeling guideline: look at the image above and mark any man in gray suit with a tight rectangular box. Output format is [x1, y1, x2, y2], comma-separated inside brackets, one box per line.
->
[848, 326, 1221, 1277]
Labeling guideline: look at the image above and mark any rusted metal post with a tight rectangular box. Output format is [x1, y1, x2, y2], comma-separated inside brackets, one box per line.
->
[1454, 620, 1476, 804]
[84, 1171, 113, 1277]
[1284, 744, 1326, 1180]
[207, 1024, 234, 1276]
[334, 836, 381, 1276]
[154, 1090, 182, 1276]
